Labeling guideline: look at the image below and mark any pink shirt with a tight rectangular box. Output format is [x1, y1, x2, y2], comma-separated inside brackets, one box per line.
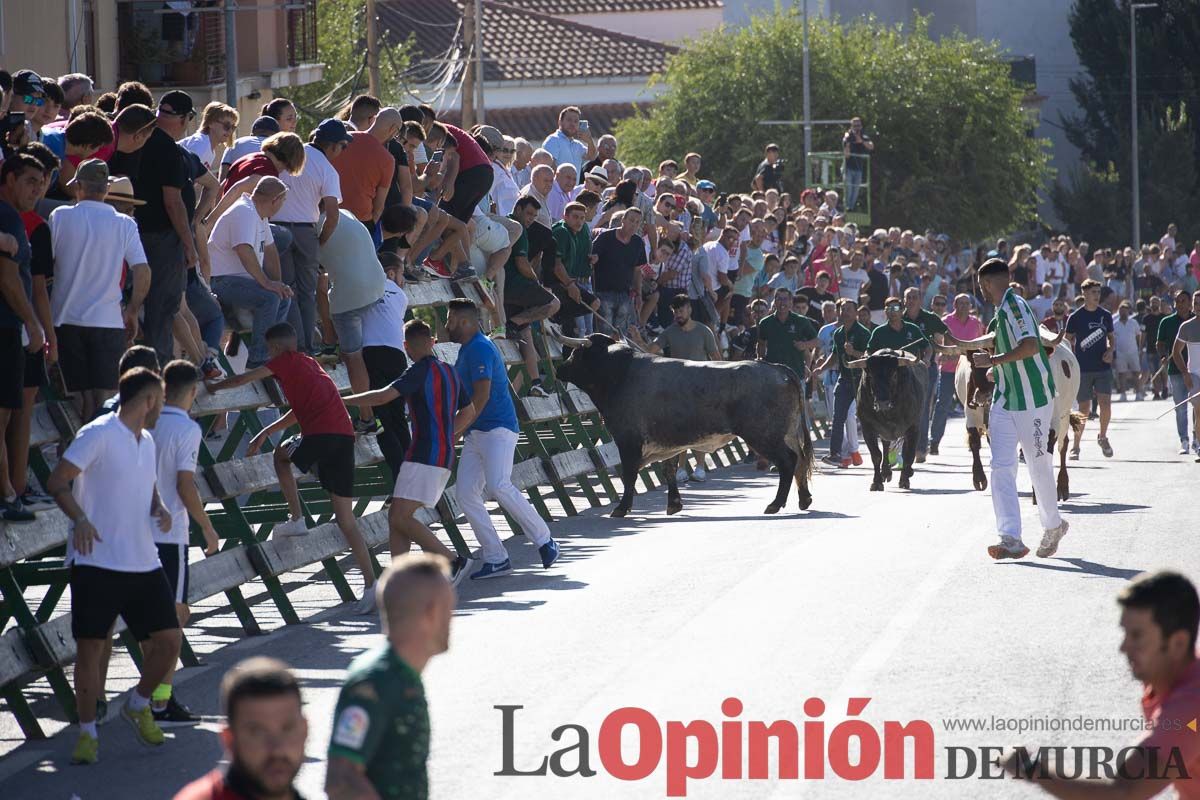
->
[940, 312, 984, 372]
[1140, 657, 1200, 798]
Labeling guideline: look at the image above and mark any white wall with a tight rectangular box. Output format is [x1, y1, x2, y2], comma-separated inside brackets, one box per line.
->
[567, 9, 724, 42]
[415, 78, 669, 114]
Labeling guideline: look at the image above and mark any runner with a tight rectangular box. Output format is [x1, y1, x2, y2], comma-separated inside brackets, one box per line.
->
[326, 554, 455, 800]
[960, 258, 1068, 560]
[813, 298, 869, 468]
[444, 298, 561, 579]
[1161, 290, 1195, 456]
[1171, 289, 1200, 458]
[1064, 279, 1116, 459]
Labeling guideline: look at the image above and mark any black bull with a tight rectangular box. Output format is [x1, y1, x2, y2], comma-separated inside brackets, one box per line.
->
[854, 351, 929, 492]
[554, 335, 815, 517]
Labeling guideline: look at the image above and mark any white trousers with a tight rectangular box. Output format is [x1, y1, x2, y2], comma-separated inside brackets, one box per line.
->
[457, 427, 551, 563]
[989, 403, 1063, 542]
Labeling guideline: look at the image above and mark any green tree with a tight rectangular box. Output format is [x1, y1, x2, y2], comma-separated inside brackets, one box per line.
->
[289, 0, 411, 134]
[615, 12, 1050, 240]
[1053, 0, 1200, 245]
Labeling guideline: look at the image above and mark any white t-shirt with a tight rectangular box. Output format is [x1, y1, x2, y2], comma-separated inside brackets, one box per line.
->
[275, 144, 342, 224]
[838, 265, 869, 300]
[699, 240, 731, 291]
[179, 130, 215, 169]
[489, 160, 520, 217]
[63, 413, 160, 572]
[48, 201, 147, 329]
[1112, 316, 1141, 355]
[1160, 234, 1176, 254]
[318, 209, 386, 314]
[208, 195, 271, 278]
[222, 135, 266, 166]
[361, 282, 409, 351]
[150, 406, 202, 546]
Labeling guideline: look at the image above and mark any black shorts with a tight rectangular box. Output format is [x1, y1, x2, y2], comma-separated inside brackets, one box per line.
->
[440, 164, 494, 223]
[0, 327, 24, 410]
[504, 280, 556, 322]
[156, 542, 190, 605]
[550, 283, 598, 323]
[730, 294, 751, 322]
[283, 433, 356, 498]
[716, 285, 732, 301]
[56, 325, 125, 393]
[23, 347, 47, 389]
[70, 564, 180, 641]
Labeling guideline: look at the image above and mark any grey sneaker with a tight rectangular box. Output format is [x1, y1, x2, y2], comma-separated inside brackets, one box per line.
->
[1097, 437, 1113, 458]
[1036, 520, 1070, 558]
[987, 537, 1029, 560]
[450, 265, 477, 281]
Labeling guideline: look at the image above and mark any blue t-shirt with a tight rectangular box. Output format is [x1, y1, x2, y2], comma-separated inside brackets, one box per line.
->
[0, 200, 32, 329]
[1066, 306, 1114, 373]
[389, 355, 467, 469]
[454, 332, 519, 434]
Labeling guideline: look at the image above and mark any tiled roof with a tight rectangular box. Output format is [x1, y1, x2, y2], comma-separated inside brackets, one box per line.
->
[438, 102, 654, 142]
[377, 0, 677, 84]
[485, 0, 721, 11]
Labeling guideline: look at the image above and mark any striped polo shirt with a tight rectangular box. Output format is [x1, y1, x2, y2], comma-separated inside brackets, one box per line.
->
[992, 288, 1056, 411]
[390, 355, 468, 469]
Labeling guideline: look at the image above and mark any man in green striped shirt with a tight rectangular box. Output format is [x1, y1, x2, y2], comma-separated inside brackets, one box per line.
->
[967, 259, 1068, 560]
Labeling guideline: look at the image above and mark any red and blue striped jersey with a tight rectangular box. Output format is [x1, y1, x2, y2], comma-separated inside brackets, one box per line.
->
[390, 355, 468, 468]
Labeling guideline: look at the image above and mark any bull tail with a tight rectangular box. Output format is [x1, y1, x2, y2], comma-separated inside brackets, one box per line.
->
[786, 401, 814, 489]
[1068, 411, 1086, 437]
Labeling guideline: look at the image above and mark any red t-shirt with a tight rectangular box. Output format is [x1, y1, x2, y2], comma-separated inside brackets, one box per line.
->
[444, 123, 489, 171]
[266, 350, 354, 437]
[173, 768, 304, 800]
[222, 153, 278, 193]
[1140, 657, 1200, 798]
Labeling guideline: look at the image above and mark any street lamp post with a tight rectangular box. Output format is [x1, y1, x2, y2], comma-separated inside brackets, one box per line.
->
[801, 0, 811, 187]
[1130, 2, 1157, 250]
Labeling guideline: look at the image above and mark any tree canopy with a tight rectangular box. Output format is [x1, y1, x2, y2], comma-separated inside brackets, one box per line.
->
[615, 12, 1050, 241]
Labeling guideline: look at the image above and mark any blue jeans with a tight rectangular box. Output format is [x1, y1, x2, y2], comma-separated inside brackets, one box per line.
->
[596, 290, 632, 338]
[1169, 374, 1191, 443]
[211, 275, 292, 366]
[930, 370, 958, 448]
[828, 375, 856, 459]
[577, 279, 595, 335]
[916, 362, 938, 453]
[846, 165, 865, 210]
[186, 272, 224, 352]
[276, 222, 321, 354]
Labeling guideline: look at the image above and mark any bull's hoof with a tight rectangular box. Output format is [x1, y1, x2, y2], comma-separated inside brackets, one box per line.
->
[973, 475, 988, 491]
[764, 502, 782, 514]
[870, 481, 884, 492]
[882, 469, 893, 484]
[667, 501, 683, 516]
[755, 459, 769, 471]
[611, 506, 630, 518]
[1058, 480, 1070, 501]
[899, 476, 911, 490]
[798, 492, 813, 510]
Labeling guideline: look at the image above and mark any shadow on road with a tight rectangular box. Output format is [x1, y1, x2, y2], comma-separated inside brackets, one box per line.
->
[1004, 558, 1144, 580]
[1058, 501, 1150, 515]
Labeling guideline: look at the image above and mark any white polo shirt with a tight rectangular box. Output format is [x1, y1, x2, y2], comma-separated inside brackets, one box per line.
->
[150, 406, 202, 546]
[361, 282, 409, 351]
[179, 130, 215, 169]
[275, 144, 342, 224]
[208, 195, 272, 279]
[63, 413, 161, 573]
[48, 201, 147, 329]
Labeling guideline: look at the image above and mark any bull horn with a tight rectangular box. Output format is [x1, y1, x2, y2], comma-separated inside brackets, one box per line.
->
[547, 323, 591, 348]
[1039, 325, 1066, 349]
[846, 357, 869, 368]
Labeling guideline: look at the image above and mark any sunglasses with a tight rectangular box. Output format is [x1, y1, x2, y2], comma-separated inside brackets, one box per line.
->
[497, 147, 515, 153]
[161, 108, 197, 121]
[22, 95, 45, 107]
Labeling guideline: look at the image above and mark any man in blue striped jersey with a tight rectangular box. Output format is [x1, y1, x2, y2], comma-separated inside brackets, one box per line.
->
[967, 259, 1069, 560]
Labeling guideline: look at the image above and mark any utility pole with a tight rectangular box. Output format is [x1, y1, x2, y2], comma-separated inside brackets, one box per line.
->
[224, 0, 239, 107]
[366, 0, 381, 97]
[474, 0, 485, 124]
[461, 0, 476, 127]
[1129, 2, 1157, 250]
[801, 0, 812, 188]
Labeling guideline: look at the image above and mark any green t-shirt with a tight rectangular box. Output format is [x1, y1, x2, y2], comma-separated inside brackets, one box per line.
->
[905, 308, 949, 341]
[758, 311, 817, 376]
[552, 220, 592, 281]
[329, 645, 430, 800]
[832, 321, 872, 379]
[504, 227, 540, 291]
[1158, 312, 1192, 375]
[867, 320, 930, 356]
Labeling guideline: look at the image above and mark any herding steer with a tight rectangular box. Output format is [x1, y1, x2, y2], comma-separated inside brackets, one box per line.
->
[848, 348, 927, 491]
[551, 330, 815, 517]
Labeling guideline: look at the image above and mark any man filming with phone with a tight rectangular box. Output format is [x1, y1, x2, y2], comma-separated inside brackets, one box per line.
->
[843, 117, 874, 211]
[541, 106, 595, 175]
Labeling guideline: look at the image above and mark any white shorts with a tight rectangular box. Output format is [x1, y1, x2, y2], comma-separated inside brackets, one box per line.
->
[473, 214, 511, 255]
[1113, 350, 1140, 374]
[392, 462, 451, 508]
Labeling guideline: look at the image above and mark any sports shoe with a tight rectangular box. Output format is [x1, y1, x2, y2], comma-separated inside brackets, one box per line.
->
[539, 539, 560, 569]
[450, 556, 471, 586]
[470, 559, 513, 580]
[1036, 520, 1070, 558]
[0, 497, 35, 523]
[1069, 447, 1080, 461]
[1181, 441, 1191, 456]
[450, 265, 478, 282]
[915, 451, 927, 464]
[18, 487, 55, 511]
[1097, 437, 1113, 458]
[527, 382, 550, 398]
[71, 731, 99, 765]
[820, 455, 842, 467]
[691, 466, 707, 482]
[1192, 439, 1200, 456]
[200, 357, 223, 381]
[987, 538, 1030, 560]
[355, 589, 378, 616]
[421, 258, 452, 279]
[354, 417, 380, 435]
[272, 517, 309, 538]
[675, 467, 689, 483]
[928, 444, 939, 456]
[840, 458, 852, 468]
[152, 695, 201, 725]
[851, 452, 863, 466]
[122, 703, 165, 746]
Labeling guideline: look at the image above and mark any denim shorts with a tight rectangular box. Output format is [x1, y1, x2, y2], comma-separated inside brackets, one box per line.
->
[332, 302, 372, 354]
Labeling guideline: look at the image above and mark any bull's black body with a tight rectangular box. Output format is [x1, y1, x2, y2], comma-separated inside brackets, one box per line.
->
[855, 353, 929, 491]
[555, 335, 814, 517]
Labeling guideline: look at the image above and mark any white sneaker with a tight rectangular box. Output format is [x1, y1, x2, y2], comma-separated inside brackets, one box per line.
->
[273, 517, 309, 538]
[675, 467, 688, 483]
[354, 589, 378, 615]
[1036, 520, 1070, 559]
[691, 466, 708, 482]
[1181, 441, 1191, 456]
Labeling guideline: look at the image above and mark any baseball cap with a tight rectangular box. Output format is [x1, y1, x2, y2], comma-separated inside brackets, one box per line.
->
[251, 115, 281, 135]
[474, 124, 504, 150]
[13, 70, 44, 96]
[696, 179, 716, 191]
[68, 158, 109, 188]
[314, 117, 354, 144]
[158, 90, 194, 117]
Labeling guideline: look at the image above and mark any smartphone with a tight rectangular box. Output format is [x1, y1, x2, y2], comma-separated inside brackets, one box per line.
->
[430, 150, 444, 164]
[579, 119, 590, 133]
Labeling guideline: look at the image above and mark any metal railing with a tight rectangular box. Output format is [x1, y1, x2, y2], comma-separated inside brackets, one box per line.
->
[117, 1, 226, 87]
[807, 151, 871, 227]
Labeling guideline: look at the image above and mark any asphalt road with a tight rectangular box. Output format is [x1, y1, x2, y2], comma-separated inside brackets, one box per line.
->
[0, 396, 1195, 799]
